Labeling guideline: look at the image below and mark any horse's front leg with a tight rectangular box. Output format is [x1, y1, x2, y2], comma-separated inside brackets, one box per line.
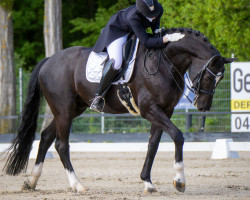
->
[141, 104, 186, 193]
[140, 124, 162, 193]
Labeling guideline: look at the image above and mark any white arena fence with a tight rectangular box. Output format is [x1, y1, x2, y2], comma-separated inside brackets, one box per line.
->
[0, 139, 250, 160]
[1, 111, 249, 134]
[1, 64, 249, 134]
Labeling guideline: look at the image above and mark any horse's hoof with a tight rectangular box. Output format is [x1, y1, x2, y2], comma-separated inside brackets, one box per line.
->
[77, 186, 88, 193]
[144, 181, 157, 194]
[173, 180, 185, 192]
[71, 185, 88, 193]
[22, 181, 35, 191]
[144, 187, 157, 194]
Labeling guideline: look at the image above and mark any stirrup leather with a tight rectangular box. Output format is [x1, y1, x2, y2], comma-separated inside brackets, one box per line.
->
[90, 96, 105, 113]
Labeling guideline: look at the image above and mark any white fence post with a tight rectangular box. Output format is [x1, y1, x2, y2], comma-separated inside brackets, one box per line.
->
[101, 112, 105, 134]
[19, 67, 23, 113]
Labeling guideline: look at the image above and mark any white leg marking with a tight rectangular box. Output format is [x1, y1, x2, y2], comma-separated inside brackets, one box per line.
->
[65, 169, 87, 192]
[173, 161, 186, 183]
[28, 163, 44, 189]
[144, 181, 157, 193]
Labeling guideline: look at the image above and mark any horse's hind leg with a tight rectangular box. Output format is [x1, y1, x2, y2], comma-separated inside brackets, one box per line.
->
[23, 119, 56, 190]
[54, 114, 87, 193]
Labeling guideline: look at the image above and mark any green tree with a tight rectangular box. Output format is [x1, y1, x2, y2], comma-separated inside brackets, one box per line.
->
[13, 0, 44, 71]
[12, 0, 100, 71]
[70, 0, 134, 47]
[161, 0, 250, 61]
[70, 0, 249, 61]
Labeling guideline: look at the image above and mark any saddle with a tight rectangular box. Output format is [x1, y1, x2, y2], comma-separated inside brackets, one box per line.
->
[86, 34, 140, 115]
[101, 34, 137, 82]
[86, 34, 138, 84]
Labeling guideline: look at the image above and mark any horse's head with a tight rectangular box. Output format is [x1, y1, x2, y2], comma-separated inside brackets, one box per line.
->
[190, 55, 236, 111]
[161, 28, 237, 112]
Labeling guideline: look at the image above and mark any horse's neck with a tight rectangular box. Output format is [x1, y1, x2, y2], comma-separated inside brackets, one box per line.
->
[135, 43, 190, 78]
[166, 52, 192, 77]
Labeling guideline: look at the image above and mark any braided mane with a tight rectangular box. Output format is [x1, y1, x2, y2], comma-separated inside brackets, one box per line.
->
[162, 27, 216, 50]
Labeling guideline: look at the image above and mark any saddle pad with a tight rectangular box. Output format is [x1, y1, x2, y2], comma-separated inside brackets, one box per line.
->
[86, 38, 139, 85]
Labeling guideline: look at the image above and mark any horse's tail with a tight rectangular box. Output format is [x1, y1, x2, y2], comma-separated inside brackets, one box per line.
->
[3, 57, 49, 175]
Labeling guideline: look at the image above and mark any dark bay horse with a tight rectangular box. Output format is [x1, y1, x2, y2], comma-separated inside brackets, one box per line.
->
[4, 28, 236, 193]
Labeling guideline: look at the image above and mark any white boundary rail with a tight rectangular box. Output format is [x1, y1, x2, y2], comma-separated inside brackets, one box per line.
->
[0, 141, 250, 154]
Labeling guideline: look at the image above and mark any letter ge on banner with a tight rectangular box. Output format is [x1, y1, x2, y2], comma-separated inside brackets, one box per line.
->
[231, 62, 250, 132]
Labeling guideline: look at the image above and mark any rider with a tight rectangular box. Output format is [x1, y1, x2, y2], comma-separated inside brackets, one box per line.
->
[90, 0, 184, 112]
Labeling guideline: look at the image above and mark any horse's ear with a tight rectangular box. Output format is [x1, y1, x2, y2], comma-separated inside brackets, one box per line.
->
[223, 57, 238, 64]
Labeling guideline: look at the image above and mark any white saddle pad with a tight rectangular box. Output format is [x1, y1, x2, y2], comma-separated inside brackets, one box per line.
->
[86, 38, 139, 85]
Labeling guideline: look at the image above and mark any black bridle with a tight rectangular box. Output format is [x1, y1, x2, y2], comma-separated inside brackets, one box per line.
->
[191, 54, 224, 96]
[154, 49, 224, 105]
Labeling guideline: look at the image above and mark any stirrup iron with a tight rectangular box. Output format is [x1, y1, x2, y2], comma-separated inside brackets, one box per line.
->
[90, 96, 105, 113]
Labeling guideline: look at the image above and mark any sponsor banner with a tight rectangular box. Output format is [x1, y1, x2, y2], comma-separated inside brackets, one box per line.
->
[231, 62, 250, 132]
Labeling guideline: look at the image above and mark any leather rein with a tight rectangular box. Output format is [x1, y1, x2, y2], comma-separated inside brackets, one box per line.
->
[144, 47, 223, 105]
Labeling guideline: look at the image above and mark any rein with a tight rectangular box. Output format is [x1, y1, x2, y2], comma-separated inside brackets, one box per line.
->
[143, 49, 161, 75]
[144, 45, 222, 104]
[143, 30, 195, 103]
[160, 49, 194, 104]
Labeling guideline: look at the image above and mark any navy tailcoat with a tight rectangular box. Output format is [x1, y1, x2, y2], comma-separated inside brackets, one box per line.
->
[92, 4, 164, 53]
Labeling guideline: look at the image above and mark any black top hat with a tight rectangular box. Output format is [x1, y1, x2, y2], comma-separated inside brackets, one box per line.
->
[136, 0, 163, 18]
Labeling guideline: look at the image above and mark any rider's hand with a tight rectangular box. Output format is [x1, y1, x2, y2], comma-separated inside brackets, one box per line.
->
[163, 33, 185, 43]
[154, 27, 165, 34]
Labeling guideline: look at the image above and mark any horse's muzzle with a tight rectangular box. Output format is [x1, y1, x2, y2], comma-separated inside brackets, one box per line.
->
[194, 95, 213, 112]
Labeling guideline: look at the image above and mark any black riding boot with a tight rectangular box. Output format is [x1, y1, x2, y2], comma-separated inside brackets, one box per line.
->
[90, 58, 120, 112]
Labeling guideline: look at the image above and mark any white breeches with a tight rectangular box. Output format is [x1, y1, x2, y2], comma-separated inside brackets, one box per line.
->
[107, 34, 128, 69]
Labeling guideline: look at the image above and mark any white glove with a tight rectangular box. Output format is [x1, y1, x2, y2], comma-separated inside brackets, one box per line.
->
[154, 27, 165, 34]
[154, 28, 162, 34]
[163, 33, 185, 43]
